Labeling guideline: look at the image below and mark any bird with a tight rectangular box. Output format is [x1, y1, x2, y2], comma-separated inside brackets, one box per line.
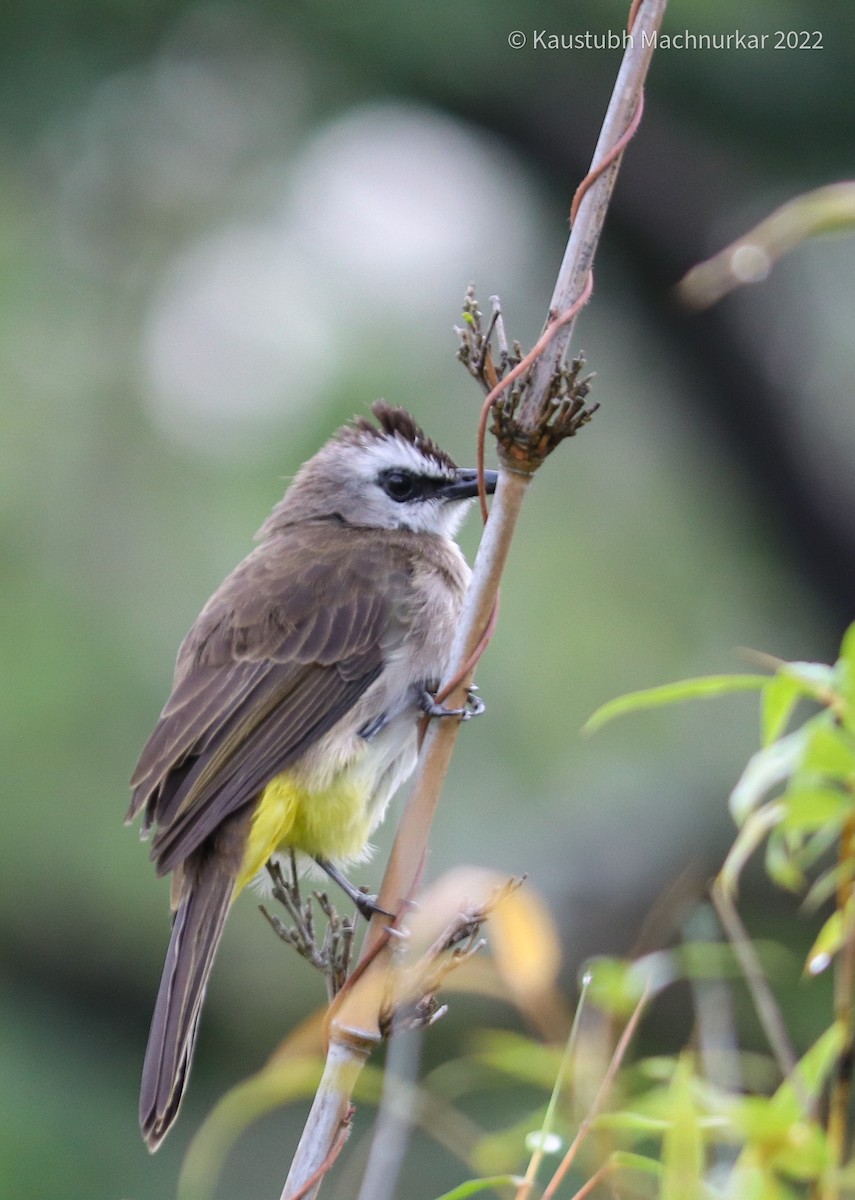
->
[127, 401, 498, 1150]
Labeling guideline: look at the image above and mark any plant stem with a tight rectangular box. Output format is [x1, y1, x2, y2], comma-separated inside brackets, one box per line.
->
[278, 1041, 368, 1200]
[519, 0, 666, 422]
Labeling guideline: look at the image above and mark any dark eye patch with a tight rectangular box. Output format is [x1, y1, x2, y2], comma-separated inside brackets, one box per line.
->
[378, 469, 446, 503]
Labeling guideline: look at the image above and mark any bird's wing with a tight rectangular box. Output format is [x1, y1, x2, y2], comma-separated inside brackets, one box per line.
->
[128, 522, 412, 874]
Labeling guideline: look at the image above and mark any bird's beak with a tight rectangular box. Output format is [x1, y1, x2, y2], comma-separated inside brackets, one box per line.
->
[437, 468, 499, 502]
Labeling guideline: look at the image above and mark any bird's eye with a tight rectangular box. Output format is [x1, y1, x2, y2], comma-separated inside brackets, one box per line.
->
[381, 470, 416, 502]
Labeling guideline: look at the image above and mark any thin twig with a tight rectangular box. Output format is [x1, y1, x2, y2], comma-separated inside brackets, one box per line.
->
[568, 1159, 615, 1200]
[540, 986, 650, 1200]
[516, 972, 592, 1199]
[519, 0, 665, 424]
[677, 182, 855, 309]
[711, 880, 813, 1117]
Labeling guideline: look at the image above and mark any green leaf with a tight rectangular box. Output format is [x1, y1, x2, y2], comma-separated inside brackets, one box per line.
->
[594, 1111, 670, 1134]
[661, 1053, 704, 1200]
[780, 661, 837, 694]
[780, 787, 853, 832]
[802, 721, 855, 780]
[583, 955, 650, 1017]
[772, 1123, 828, 1180]
[776, 1022, 845, 1108]
[762, 661, 840, 744]
[470, 1031, 563, 1089]
[764, 828, 806, 893]
[471, 1110, 551, 1176]
[728, 1093, 798, 1140]
[719, 802, 786, 894]
[636, 1056, 680, 1083]
[433, 1175, 524, 1199]
[717, 1034, 837, 1186]
[676, 940, 746, 981]
[762, 674, 803, 746]
[584, 675, 768, 734]
[609, 1150, 664, 1177]
[723, 1158, 793, 1200]
[726, 1093, 827, 1182]
[804, 859, 855, 911]
[804, 910, 844, 976]
[797, 821, 846, 873]
[730, 729, 809, 825]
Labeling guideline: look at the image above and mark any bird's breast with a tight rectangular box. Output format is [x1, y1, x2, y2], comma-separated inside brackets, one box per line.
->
[235, 532, 470, 894]
[235, 710, 419, 893]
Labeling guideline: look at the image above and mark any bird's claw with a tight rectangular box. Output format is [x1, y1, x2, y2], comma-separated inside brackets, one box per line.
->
[420, 687, 485, 721]
[315, 859, 393, 920]
[354, 890, 394, 921]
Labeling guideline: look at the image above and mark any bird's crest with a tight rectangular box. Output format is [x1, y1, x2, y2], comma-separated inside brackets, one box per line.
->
[343, 401, 458, 472]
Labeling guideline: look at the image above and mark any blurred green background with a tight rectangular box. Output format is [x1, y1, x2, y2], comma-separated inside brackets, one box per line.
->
[2, 0, 854, 1196]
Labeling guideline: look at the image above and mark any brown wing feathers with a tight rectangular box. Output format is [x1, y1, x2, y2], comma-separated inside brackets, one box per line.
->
[151, 662, 383, 873]
[129, 525, 405, 876]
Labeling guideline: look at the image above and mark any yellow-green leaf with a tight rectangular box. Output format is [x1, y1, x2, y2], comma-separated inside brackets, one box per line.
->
[762, 674, 803, 746]
[661, 1053, 704, 1200]
[434, 1175, 524, 1199]
[804, 860, 855, 911]
[764, 829, 806, 893]
[775, 1022, 845, 1110]
[719, 803, 786, 895]
[730, 730, 808, 825]
[609, 1150, 664, 1177]
[584, 675, 768, 734]
[583, 955, 649, 1017]
[780, 661, 836, 695]
[594, 1111, 670, 1134]
[780, 787, 852, 832]
[802, 722, 855, 779]
[804, 910, 844, 976]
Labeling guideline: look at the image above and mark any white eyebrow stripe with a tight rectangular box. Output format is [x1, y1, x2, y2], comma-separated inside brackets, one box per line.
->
[359, 436, 453, 479]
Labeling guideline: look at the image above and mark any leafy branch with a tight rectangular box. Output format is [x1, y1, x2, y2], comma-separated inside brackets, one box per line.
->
[586, 620, 855, 1195]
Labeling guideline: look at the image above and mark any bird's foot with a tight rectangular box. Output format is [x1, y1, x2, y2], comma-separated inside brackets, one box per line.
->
[315, 858, 393, 920]
[420, 686, 485, 721]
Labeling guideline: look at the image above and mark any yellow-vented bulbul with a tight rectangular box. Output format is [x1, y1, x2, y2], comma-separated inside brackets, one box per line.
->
[127, 402, 497, 1149]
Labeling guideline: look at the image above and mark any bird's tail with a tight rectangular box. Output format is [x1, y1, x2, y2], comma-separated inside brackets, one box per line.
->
[140, 859, 234, 1151]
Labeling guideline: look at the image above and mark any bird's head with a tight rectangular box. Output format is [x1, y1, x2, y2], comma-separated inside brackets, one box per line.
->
[260, 402, 497, 538]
